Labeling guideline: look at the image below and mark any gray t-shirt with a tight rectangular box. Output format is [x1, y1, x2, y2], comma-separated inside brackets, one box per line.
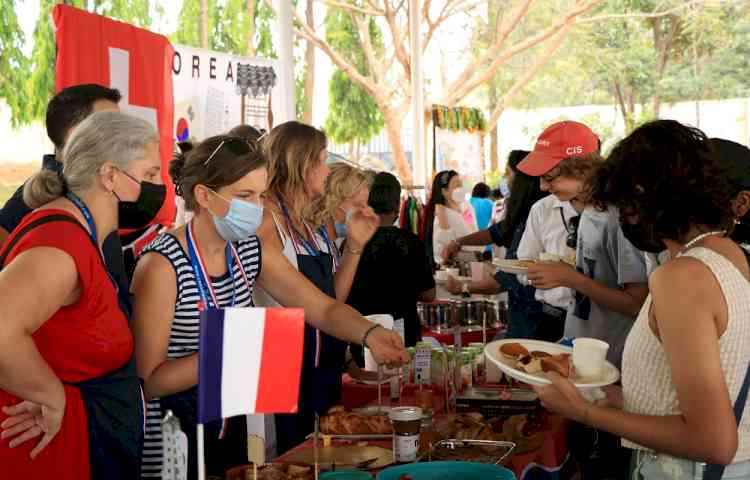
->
[564, 205, 648, 369]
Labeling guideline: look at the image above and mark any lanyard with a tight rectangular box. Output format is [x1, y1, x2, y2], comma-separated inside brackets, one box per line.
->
[318, 226, 339, 271]
[66, 192, 118, 291]
[186, 221, 249, 310]
[279, 202, 322, 257]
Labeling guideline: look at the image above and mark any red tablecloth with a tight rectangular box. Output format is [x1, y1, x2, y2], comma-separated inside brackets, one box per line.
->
[319, 376, 570, 479]
[421, 326, 503, 346]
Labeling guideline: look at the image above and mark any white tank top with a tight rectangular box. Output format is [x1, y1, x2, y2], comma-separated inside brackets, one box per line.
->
[621, 247, 750, 462]
[253, 210, 333, 307]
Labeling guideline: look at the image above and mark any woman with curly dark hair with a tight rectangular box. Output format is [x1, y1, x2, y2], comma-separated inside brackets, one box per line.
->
[535, 120, 750, 478]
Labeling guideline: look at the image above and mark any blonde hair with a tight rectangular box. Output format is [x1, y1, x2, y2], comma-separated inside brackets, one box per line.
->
[263, 121, 327, 225]
[311, 163, 374, 226]
[24, 111, 158, 208]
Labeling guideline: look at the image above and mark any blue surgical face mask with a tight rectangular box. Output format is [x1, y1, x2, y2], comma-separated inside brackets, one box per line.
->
[333, 209, 353, 239]
[499, 181, 511, 198]
[210, 190, 264, 242]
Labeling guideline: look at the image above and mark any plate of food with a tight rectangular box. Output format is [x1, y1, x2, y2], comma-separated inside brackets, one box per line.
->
[484, 339, 620, 389]
[492, 259, 536, 274]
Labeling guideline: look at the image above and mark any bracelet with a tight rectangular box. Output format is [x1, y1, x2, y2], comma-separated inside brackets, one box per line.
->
[345, 246, 363, 256]
[361, 324, 381, 348]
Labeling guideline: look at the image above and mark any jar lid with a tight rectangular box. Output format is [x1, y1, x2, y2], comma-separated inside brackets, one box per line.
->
[389, 406, 423, 422]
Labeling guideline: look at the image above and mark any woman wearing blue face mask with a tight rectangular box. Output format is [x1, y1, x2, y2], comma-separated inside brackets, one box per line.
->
[311, 163, 378, 302]
[131, 135, 408, 479]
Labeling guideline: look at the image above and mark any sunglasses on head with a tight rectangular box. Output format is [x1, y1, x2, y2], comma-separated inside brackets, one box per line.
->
[204, 137, 254, 166]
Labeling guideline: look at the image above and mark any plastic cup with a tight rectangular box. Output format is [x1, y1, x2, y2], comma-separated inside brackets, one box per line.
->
[572, 338, 609, 378]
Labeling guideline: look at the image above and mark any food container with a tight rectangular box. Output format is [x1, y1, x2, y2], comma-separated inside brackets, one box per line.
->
[389, 407, 423, 463]
[485, 300, 507, 328]
[461, 352, 474, 390]
[432, 302, 454, 332]
[427, 439, 516, 465]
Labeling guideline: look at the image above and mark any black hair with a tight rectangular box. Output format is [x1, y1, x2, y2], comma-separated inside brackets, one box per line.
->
[472, 182, 491, 199]
[46, 84, 122, 151]
[228, 124, 263, 143]
[369, 172, 401, 214]
[497, 170, 548, 247]
[490, 188, 503, 200]
[593, 120, 734, 243]
[423, 170, 459, 268]
[508, 150, 531, 172]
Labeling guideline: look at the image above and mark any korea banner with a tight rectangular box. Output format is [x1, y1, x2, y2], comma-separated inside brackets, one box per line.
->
[172, 45, 280, 143]
[53, 5, 176, 227]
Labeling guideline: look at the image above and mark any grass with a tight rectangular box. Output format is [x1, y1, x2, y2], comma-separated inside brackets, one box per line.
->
[0, 184, 20, 206]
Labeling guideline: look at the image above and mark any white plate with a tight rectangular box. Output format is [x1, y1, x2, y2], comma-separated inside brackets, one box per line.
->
[484, 339, 620, 389]
[492, 259, 533, 274]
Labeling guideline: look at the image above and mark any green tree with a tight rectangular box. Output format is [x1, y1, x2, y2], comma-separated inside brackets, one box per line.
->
[322, 9, 384, 158]
[0, 1, 29, 127]
[174, 0, 275, 57]
[15, 0, 151, 127]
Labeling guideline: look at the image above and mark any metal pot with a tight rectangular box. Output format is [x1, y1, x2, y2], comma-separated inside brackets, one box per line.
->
[452, 299, 486, 328]
[485, 299, 507, 328]
[433, 302, 454, 332]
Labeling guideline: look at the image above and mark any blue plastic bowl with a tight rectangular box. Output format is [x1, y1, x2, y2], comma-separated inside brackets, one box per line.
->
[376, 461, 516, 480]
[320, 470, 373, 479]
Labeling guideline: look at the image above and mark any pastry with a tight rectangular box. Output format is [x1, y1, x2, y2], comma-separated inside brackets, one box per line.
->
[319, 406, 392, 435]
[515, 355, 543, 374]
[500, 342, 529, 360]
[530, 351, 551, 358]
[540, 353, 572, 377]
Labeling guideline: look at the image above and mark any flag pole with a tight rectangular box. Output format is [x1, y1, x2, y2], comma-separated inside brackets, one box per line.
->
[198, 423, 206, 480]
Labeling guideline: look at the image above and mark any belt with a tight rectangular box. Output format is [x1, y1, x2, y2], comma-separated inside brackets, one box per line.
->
[541, 303, 567, 319]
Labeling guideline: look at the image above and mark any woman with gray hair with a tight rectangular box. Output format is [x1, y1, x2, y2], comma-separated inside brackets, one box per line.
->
[0, 111, 160, 479]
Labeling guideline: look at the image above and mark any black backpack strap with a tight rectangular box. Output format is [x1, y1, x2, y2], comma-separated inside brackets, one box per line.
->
[0, 214, 82, 270]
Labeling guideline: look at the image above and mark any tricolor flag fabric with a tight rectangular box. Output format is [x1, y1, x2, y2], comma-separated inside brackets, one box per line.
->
[198, 308, 305, 424]
[53, 4, 176, 228]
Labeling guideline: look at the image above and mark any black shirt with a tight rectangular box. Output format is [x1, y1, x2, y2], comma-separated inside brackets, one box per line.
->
[0, 155, 132, 318]
[346, 226, 435, 348]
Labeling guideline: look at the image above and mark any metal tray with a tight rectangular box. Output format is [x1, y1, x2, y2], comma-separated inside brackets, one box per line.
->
[425, 439, 515, 465]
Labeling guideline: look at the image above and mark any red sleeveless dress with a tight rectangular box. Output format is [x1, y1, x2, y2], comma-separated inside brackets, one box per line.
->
[0, 210, 134, 480]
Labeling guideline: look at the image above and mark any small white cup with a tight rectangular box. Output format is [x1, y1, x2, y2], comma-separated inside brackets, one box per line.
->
[435, 270, 447, 281]
[572, 338, 609, 378]
[364, 314, 395, 373]
[446, 268, 459, 278]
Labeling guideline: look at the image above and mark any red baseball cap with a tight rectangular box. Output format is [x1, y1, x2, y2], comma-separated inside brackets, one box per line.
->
[517, 120, 599, 176]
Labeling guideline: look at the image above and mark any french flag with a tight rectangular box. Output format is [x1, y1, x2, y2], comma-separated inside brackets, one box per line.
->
[197, 307, 305, 423]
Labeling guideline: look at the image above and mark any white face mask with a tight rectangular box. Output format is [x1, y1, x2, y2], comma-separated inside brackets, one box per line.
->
[451, 187, 467, 204]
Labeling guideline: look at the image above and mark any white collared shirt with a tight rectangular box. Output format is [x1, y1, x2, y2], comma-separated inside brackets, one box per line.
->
[516, 195, 578, 309]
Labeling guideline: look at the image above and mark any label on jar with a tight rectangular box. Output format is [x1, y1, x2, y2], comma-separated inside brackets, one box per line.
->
[415, 347, 431, 386]
[393, 433, 420, 462]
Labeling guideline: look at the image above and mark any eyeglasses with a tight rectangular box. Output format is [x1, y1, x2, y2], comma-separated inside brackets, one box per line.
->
[204, 137, 254, 166]
[560, 209, 580, 249]
[542, 168, 562, 183]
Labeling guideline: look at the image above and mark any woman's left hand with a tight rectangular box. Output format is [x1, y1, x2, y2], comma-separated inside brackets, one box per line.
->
[532, 372, 590, 423]
[347, 207, 379, 250]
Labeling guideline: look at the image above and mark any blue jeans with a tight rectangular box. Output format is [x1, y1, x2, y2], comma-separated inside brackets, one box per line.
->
[634, 451, 750, 479]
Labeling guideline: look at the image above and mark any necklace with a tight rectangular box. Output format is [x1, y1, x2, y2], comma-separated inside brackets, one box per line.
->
[683, 230, 726, 250]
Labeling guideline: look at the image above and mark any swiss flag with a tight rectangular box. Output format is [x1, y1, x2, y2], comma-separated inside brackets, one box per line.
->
[53, 5, 176, 227]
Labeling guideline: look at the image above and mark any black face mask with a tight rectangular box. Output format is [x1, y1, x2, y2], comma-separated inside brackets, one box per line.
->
[619, 221, 666, 254]
[118, 181, 167, 229]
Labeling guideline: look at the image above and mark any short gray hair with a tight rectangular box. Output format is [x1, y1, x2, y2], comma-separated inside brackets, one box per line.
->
[25, 111, 159, 208]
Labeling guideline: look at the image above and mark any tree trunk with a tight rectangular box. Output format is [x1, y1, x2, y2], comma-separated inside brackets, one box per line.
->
[382, 107, 412, 184]
[650, 16, 681, 118]
[302, 0, 315, 124]
[200, 0, 209, 48]
[488, 83, 499, 172]
[247, 0, 257, 57]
